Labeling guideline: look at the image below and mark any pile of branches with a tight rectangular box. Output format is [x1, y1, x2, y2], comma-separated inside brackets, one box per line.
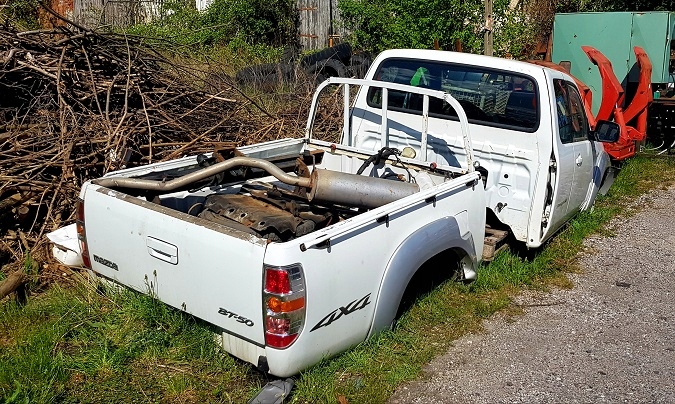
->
[0, 12, 342, 278]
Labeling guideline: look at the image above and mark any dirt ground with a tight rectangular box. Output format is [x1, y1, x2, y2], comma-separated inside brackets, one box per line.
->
[388, 187, 675, 404]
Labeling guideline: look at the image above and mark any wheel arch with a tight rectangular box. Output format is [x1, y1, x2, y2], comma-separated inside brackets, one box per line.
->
[367, 216, 478, 337]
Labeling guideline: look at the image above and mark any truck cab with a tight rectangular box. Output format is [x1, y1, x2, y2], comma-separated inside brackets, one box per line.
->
[349, 49, 617, 247]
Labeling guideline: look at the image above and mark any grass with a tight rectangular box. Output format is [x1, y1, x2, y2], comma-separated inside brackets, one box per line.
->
[2, 153, 675, 403]
[0, 280, 265, 403]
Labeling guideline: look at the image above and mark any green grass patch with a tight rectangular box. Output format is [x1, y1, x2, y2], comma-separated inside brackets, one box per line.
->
[2, 154, 674, 403]
[0, 280, 265, 403]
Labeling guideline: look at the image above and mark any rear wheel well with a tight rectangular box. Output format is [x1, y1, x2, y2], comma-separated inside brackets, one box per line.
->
[395, 248, 468, 319]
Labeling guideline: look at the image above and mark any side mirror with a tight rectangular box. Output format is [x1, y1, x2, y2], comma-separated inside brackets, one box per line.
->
[591, 120, 621, 143]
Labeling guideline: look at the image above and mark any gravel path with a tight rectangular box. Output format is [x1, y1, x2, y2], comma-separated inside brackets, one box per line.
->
[388, 187, 675, 404]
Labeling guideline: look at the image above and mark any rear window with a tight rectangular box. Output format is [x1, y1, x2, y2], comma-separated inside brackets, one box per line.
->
[368, 58, 539, 132]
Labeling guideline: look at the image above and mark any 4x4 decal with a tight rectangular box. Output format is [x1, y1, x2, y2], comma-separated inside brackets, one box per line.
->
[310, 293, 371, 332]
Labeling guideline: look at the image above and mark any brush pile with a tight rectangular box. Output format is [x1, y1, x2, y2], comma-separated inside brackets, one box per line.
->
[0, 16, 342, 273]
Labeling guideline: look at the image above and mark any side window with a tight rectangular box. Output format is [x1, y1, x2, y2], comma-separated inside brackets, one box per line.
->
[566, 83, 589, 142]
[554, 79, 588, 144]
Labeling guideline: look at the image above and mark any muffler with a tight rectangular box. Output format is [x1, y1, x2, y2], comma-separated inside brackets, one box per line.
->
[309, 169, 419, 209]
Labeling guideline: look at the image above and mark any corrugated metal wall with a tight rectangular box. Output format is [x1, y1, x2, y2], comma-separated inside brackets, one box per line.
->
[73, 0, 164, 28]
[297, 0, 348, 51]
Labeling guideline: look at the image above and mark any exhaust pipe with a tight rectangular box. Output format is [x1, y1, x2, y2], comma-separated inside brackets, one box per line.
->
[94, 157, 419, 209]
[93, 157, 313, 191]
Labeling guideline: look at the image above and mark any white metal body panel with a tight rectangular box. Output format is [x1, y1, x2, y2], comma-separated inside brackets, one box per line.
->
[82, 185, 268, 346]
[81, 162, 484, 377]
[571, 138, 594, 212]
[352, 50, 549, 245]
[540, 70, 602, 240]
[261, 171, 485, 376]
[540, 70, 577, 240]
[580, 141, 612, 211]
[353, 50, 611, 247]
[75, 52, 620, 376]
[75, 49, 617, 377]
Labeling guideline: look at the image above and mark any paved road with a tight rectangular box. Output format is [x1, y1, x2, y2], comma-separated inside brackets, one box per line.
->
[389, 188, 675, 403]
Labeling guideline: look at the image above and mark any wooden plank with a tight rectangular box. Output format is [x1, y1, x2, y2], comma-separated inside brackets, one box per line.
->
[297, 0, 349, 50]
[482, 227, 509, 261]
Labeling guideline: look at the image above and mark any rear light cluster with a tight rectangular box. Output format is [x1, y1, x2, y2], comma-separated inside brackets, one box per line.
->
[76, 199, 91, 269]
[263, 264, 305, 349]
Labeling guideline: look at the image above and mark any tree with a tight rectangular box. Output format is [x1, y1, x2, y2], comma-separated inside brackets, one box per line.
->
[338, 0, 484, 53]
[557, 0, 675, 12]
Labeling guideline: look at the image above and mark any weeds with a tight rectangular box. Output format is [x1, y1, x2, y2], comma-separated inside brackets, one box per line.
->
[123, 0, 297, 64]
[0, 0, 39, 30]
[0, 280, 264, 403]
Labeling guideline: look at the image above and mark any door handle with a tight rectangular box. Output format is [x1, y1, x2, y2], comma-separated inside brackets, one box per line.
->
[146, 236, 178, 265]
[575, 154, 583, 166]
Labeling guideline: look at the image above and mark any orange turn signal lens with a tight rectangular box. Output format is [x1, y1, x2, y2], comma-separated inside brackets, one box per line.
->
[267, 296, 305, 313]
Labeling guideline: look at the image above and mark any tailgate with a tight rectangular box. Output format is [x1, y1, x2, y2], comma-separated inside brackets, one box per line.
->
[83, 186, 267, 345]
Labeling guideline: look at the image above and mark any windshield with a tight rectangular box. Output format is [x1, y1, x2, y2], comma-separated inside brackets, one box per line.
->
[368, 58, 539, 132]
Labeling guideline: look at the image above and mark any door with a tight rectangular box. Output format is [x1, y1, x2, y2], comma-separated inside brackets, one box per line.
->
[542, 77, 592, 239]
[566, 81, 593, 214]
[541, 77, 575, 240]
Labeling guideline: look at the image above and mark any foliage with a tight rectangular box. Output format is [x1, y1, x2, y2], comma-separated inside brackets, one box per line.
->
[0, 281, 263, 402]
[201, 0, 297, 46]
[338, 0, 484, 54]
[0, 0, 40, 30]
[336, 0, 545, 58]
[556, 0, 675, 12]
[492, 0, 538, 58]
[338, 0, 675, 58]
[126, 0, 297, 53]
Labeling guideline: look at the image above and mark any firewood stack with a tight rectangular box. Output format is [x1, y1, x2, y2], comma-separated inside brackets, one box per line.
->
[0, 16, 340, 275]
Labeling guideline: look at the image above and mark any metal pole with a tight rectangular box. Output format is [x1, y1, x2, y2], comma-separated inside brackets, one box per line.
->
[484, 0, 494, 56]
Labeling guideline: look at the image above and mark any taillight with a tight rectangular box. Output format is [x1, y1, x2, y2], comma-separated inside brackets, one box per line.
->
[76, 199, 91, 268]
[265, 268, 292, 294]
[263, 264, 305, 349]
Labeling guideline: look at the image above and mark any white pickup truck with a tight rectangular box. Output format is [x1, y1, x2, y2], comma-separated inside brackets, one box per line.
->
[70, 50, 619, 377]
